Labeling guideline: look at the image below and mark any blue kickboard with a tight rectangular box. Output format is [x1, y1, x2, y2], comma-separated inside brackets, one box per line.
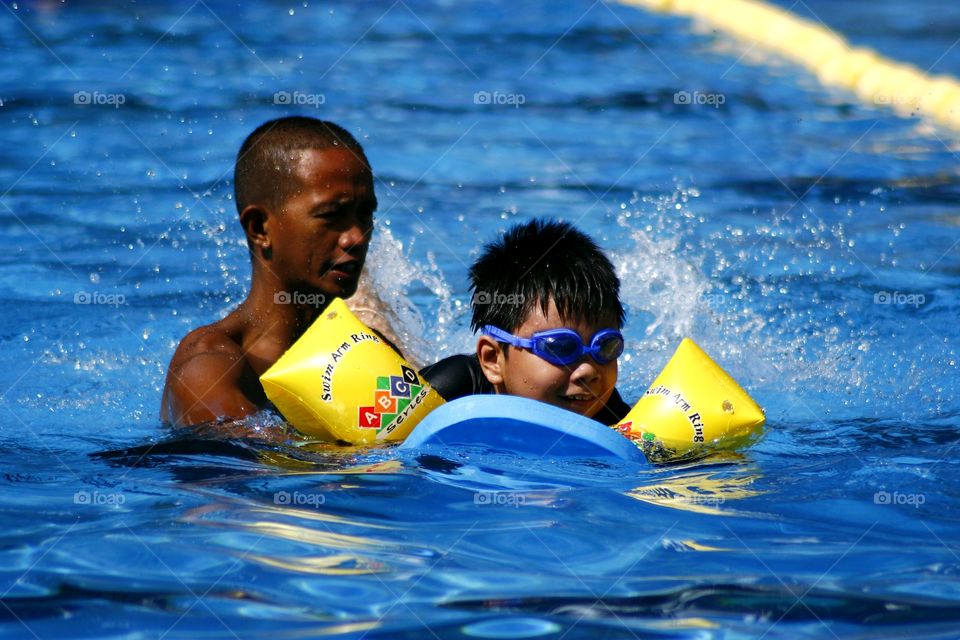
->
[399, 395, 646, 462]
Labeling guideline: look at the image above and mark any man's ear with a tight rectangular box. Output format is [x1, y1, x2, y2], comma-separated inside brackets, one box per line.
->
[477, 336, 505, 390]
[239, 204, 273, 260]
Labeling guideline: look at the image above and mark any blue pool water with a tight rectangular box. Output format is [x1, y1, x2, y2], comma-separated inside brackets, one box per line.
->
[2, 0, 959, 637]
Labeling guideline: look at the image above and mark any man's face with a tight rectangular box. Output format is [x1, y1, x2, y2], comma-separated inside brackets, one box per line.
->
[270, 147, 376, 299]
[483, 298, 619, 420]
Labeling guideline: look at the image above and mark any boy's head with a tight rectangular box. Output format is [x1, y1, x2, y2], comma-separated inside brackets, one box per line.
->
[470, 219, 625, 419]
[234, 117, 377, 299]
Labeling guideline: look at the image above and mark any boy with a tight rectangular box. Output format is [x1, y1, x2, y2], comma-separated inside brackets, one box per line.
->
[161, 116, 379, 428]
[421, 219, 631, 423]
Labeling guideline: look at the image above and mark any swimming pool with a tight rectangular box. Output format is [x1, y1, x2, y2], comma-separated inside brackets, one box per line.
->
[2, 0, 959, 637]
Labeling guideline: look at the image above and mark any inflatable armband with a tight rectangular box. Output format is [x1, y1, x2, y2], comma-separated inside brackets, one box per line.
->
[260, 298, 445, 443]
[614, 338, 765, 460]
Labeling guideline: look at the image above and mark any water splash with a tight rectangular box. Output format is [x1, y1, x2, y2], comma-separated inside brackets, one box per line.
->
[359, 225, 458, 368]
[608, 185, 876, 421]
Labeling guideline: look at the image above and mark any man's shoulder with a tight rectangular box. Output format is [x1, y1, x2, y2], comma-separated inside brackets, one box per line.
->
[161, 317, 262, 425]
[174, 322, 244, 361]
[168, 320, 247, 375]
[164, 315, 258, 398]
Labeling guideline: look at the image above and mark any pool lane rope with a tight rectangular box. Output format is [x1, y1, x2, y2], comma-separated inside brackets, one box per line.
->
[620, 0, 960, 132]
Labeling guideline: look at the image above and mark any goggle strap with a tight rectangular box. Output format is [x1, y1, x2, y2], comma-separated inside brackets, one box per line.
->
[482, 325, 534, 350]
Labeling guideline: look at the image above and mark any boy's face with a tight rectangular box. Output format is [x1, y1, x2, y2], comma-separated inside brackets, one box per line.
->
[477, 298, 619, 420]
[270, 146, 376, 299]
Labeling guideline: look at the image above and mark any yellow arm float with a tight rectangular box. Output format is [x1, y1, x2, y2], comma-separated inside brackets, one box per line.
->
[613, 338, 765, 461]
[259, 298, 445, 444]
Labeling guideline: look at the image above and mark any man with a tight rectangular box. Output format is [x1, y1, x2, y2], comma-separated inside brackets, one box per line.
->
[161, 117, 378, 428]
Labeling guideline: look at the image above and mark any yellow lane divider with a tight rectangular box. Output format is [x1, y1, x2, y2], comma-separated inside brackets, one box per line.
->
[620, 0, 960, 131]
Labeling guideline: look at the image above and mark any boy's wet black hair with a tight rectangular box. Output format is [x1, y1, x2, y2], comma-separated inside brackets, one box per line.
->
[469, 218, 625, 334]
[234, 116, 372, 215]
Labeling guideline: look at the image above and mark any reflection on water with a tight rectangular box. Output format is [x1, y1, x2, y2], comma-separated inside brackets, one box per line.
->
[626, 457, 766, 516]
[445, 581, 960, 627]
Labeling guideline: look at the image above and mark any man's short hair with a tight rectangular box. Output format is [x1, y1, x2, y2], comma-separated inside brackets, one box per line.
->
[234, 116, 370, 214]
[469, 218, 625, 333]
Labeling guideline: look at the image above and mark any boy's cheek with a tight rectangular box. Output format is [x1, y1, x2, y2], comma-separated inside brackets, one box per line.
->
[508, 358, 567, 400]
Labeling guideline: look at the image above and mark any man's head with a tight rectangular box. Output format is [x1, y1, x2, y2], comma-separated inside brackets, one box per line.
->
[235, 117, 377, 299]
[470, 219, 625, 419]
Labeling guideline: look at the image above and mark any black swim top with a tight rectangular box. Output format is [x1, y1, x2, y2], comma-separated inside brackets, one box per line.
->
[419, 354, 632, 424]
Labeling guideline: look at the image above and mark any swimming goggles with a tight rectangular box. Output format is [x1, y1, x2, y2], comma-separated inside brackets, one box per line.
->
[482, 325, 625, 366]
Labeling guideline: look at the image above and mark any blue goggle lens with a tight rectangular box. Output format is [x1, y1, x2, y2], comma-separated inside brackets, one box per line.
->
[535, 331, 624, 366]
[541, 335, 581, 362]
[595, 333, 625, 363]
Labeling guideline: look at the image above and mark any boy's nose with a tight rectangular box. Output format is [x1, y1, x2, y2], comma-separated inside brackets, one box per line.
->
[570, 358, 601, 384]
